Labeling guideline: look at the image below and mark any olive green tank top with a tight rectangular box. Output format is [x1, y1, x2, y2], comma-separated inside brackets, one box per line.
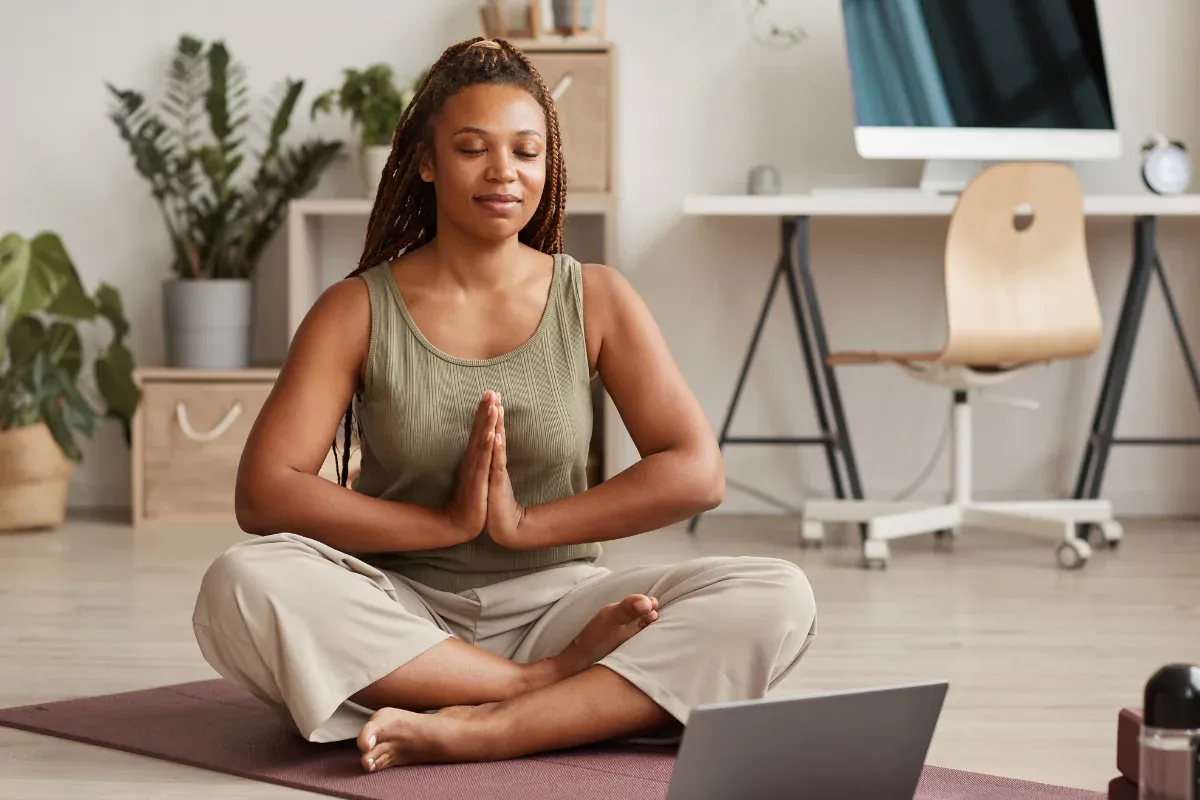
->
[350, 254, 603, 593]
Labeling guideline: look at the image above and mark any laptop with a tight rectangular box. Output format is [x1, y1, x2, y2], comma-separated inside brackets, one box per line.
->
[665, 681, 948, 800]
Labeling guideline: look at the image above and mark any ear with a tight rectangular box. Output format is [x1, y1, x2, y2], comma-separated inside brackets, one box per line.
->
[417, 142, 435, 183]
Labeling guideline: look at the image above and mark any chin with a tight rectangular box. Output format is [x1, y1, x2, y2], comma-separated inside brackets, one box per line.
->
[459, 213, 535, 242]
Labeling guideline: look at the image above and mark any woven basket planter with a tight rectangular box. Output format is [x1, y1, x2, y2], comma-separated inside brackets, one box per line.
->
[0, 423, 74, 532]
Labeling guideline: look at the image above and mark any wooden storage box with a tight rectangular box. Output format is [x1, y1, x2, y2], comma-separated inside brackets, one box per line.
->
[131, 368, 278, 526]
[524, 46, 613, 193]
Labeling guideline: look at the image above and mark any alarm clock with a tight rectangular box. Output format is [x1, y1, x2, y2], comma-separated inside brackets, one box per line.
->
[1141, 135, 1191, 195]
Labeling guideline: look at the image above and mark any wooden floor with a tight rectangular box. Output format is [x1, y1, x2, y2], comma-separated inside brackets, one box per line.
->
[0, 512, 1196, 797]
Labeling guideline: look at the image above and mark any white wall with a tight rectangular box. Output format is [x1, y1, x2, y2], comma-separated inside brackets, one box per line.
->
[3, 0, 1199, 516]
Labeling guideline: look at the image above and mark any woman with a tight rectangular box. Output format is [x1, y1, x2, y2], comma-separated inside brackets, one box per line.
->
[192, 37, 816, 773]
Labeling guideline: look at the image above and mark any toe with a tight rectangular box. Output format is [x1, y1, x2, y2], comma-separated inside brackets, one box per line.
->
[619, 594, 653, 620]
[364, 742, 395, 772]
[358, 722, 379, 754]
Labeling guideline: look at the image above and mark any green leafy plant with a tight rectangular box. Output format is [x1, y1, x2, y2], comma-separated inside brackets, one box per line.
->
[311, 63, 420, 149]
[106, 34, 342, 280]
[0, 232, 141, 461]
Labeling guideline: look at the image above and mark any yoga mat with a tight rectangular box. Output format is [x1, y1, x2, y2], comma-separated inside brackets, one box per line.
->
[0, 680, 1104, 800]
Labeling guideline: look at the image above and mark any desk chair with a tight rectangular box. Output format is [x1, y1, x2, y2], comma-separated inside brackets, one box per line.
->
[800, 162, 1123, 570]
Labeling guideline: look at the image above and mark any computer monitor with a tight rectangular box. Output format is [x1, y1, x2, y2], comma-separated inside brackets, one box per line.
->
[841, 0, 1120, 192]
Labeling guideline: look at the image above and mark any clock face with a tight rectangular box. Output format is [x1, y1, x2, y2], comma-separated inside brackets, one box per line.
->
[1147, 146, 1191, 195]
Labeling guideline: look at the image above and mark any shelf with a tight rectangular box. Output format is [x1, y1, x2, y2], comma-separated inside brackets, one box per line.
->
[135, 366, 281, 382]
[507, 37, 611, 52]
[292, 192, 615, 218]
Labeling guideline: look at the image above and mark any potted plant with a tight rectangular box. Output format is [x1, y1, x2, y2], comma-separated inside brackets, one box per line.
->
[106, 35, 342, 370]
[0, 231, 140, 531]
[312, 64, 419, 198]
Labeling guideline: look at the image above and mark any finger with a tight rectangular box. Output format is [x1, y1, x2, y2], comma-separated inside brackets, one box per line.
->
[478, 414, 498, 477]
[497, 424, 507, 471]
[479, 409, 497, 459]
[466, 393, 491, 451]
[490, 432, 505, 481]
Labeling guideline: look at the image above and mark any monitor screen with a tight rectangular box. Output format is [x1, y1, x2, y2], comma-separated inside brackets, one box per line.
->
[843, 0, 1116, 131]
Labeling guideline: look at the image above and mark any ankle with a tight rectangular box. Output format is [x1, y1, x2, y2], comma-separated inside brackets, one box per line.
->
[472, 702, 516, 760]
[516, 658, 566, 697]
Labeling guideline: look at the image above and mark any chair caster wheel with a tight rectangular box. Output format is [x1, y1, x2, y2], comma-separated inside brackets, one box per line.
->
[1056, 538, 1092, 570]
[862, 538, 890, 569]
[1099, 521, 1124, 550]
[800, 521, 825, 549]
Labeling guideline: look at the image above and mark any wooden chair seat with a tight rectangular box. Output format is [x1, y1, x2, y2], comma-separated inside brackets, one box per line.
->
[827, 162, 1103, 372]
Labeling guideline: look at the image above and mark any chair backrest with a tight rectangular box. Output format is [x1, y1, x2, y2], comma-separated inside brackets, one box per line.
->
[938, 162, 1103, 366]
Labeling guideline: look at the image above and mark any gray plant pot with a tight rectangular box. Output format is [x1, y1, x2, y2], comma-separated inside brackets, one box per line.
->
[163, 278, 254, 369]
[552, 0, 595, 30]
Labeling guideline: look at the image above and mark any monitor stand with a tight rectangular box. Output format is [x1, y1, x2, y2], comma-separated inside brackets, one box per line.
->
[919, 159, 987, 195]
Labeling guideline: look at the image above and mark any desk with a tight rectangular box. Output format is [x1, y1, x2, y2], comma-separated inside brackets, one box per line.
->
[682, 192, 1200, 534]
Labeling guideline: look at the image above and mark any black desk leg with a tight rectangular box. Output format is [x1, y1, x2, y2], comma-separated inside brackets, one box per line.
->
[1072, 214, 1200, 535]
[689, 216, 864, 534]
[1072, 216, 1156, 513]
[792, 216, 866, 505]
[782, 219, 846, 501]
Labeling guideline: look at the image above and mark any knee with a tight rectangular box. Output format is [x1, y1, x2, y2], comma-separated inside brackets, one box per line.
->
[194, 541, 281, 625]
[727, 558, 816, 638]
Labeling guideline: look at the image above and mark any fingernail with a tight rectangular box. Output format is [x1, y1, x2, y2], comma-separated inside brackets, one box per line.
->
[368, 734, 376, 748]
[367, 756, 375, 770]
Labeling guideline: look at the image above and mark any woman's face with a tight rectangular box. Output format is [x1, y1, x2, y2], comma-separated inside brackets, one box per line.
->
[420, 83, 548, 243]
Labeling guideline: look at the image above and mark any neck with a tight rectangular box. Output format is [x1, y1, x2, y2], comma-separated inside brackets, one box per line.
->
[429, 224, 528, 291]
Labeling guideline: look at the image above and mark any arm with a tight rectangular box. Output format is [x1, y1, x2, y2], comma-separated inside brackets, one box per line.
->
[234, 277, 474, 553]
[511, 264, 724, 549]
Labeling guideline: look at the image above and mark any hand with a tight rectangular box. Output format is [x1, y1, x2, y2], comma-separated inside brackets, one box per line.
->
[486, 401, 529, 549]
[444, 391, 499, 540]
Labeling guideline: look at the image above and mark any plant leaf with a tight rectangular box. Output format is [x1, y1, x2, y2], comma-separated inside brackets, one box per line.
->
[39, 396, 82, 462]
[263, 79, 302, 166]
[43, 361, 98, 439]
[206, 42, 232, 142]
[310, 89, 334, 121]
[95, 341, 140, 445]
[6, 316, 46, 371]
[0, 232, 75, 320]
[44, 321, 83, 379]
[94, 283, 130, 340]
[46, 275, 97, 319]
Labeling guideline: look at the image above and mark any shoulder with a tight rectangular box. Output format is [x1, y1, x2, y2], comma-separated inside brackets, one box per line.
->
[580, 261, 640, 323]
[289, 272, 373, 367]
[307, 272, 372, 325]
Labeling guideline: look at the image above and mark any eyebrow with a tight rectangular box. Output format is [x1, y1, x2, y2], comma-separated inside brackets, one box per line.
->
[452, 126, 544, 140]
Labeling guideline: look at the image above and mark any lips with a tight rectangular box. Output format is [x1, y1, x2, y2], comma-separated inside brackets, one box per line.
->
[474, 193, 522, 214]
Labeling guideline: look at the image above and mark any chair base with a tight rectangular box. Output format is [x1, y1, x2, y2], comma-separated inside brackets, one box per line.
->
[801, 498, 1122, 570]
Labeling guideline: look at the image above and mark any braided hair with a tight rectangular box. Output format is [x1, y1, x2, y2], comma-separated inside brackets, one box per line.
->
[331, 37, 568, 487]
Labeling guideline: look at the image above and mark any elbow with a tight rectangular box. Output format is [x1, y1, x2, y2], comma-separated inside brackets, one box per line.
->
[234, 471, 275, 536]
[692, 448, 725, 512]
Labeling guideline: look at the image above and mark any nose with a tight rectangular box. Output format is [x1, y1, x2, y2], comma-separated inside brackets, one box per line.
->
[484, 150, 518, 183]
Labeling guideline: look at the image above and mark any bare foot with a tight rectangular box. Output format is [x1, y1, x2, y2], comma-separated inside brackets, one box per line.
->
[549, 594, 659, 680]
[358, 703, 498, 771]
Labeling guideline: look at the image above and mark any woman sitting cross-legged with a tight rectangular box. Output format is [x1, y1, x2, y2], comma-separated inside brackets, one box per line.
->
[192, 36, 817, 774]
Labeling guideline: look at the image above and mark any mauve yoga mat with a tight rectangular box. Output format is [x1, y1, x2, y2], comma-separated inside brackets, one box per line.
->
[0, 679, 1104, 800]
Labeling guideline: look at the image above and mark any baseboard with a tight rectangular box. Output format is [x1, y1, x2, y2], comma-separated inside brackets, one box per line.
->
[712, 486, 1200, 519]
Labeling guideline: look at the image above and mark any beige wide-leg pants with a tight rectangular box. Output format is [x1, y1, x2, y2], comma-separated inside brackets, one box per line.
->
[192, 532, 817, 743]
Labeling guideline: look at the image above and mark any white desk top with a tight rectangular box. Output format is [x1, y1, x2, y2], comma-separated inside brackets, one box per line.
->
[683, 191, 1200, 218]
